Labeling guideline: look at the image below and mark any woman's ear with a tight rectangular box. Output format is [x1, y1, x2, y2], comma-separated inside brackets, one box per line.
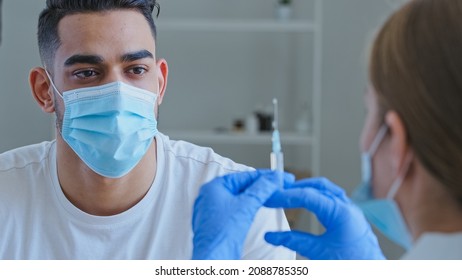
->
[29, 67, 55, 113]
[385, 111, 413, 176]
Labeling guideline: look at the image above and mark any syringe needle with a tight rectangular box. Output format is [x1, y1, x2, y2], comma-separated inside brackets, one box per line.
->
[272, 98, 279, 130]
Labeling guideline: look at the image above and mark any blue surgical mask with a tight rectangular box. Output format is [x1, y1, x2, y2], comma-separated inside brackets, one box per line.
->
[46, 71, 158, 178]
[352, 125, 413, 250]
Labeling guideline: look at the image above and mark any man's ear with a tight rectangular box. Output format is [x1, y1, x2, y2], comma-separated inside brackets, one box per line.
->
[30, 67, 55, 113]
[385, 111, 413, 176]
[156, 58, 168, 105]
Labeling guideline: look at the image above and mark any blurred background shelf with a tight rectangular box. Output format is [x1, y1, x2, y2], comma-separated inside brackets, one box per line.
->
[158, 0, 323, 177]
[164, 130, 312, 145]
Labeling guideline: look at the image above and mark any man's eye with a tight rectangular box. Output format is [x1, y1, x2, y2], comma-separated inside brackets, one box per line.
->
[129, 67, 147, 75]
[75, 70, 97, 78]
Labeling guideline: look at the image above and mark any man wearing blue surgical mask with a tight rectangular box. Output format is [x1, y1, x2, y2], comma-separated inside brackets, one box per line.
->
[0, 0, 293, 260]
[192, 0, 462, 260]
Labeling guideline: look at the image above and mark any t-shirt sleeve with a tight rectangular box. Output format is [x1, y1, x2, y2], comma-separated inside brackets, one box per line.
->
[241, 207, 296, 260]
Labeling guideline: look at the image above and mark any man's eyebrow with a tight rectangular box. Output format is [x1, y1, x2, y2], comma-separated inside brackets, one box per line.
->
[121, 50, 154, 63]
[64, 54, 104, 67]
[64, 54, 104, 66]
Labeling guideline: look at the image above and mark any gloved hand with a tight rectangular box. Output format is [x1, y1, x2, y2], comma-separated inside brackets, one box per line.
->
[192, 170, 294, 260]
[264, 177, 385, 260]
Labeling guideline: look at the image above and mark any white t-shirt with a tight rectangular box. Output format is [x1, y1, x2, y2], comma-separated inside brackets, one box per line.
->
[0, 133, 294, 260]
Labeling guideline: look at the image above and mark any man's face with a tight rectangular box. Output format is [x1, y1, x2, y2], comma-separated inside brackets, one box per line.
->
[50, 10, 166, 127]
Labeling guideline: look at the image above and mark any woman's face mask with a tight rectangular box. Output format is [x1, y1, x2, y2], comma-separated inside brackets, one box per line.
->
[352, 124, 413, 250]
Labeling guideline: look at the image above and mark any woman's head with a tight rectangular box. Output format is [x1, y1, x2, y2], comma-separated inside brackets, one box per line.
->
[365, 0, 462, 202]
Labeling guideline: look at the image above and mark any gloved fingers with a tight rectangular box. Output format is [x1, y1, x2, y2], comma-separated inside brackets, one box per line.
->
[198, 170, 261, 197]
[286, 177, 349, 202]
[221, 170, 295, 195]
[265, 187, 334, 209]
[264, 231, 317, 259]
[240, 173, 282, 209]
[265, 187, 341, 228]
[217, 171, 261, 194]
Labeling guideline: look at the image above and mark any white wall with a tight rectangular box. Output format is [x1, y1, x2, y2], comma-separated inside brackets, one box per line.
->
[0, 0, 50, 152]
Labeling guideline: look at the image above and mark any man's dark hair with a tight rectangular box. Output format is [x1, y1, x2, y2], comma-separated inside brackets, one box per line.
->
[38, 0, 160, 69]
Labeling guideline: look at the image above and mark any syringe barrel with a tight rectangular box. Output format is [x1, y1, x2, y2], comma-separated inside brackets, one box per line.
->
[270, 152, 284, 172]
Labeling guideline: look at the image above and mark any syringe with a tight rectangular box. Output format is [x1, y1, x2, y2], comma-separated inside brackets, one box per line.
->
[270, 98, 284, 172]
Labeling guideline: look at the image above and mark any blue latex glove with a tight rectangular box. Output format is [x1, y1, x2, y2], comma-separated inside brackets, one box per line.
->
[264, 177, 385, 260]
[192, 170, 295, 260]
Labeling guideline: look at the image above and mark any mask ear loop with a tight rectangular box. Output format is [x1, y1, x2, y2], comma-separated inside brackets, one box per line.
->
[368, 124, 389, 155]
[44, 69, 64, 99]
[44, 69, 65, 137]
[387, 152, 413, 199]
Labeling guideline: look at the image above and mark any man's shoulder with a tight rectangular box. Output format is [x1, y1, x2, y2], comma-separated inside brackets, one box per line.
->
[158, 132, 252, 173]
[0, 141, 55, 214]
[0, 141, 55, 173]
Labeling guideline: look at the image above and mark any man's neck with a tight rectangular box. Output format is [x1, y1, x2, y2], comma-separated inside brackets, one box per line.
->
[55, 137, 157, 216]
